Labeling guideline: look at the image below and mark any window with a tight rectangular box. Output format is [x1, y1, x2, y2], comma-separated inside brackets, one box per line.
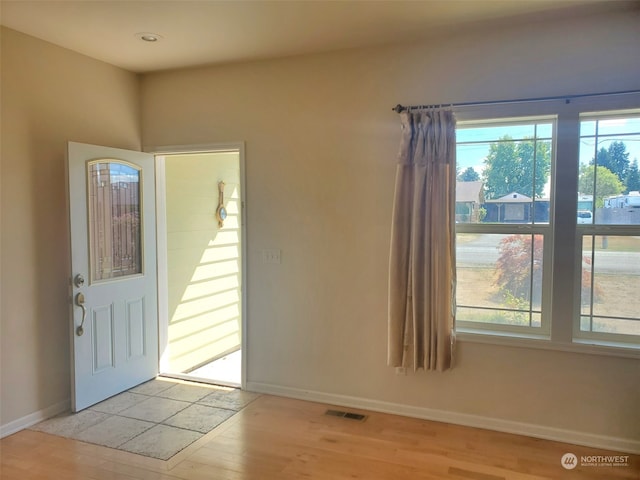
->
[576, 112, 640, 341]
[456, 119, 553, 336]
[88, 160, 142, 282]
[454, 100, 640, 351]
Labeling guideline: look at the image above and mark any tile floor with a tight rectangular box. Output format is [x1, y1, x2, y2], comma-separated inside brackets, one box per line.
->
[30, 377, 260, 460]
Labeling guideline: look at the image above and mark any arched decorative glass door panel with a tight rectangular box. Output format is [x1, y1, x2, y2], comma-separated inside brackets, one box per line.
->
[87, 160, 143, 283]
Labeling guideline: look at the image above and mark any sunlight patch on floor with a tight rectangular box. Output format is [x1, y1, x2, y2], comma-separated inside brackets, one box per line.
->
[187, 349, 241, 387]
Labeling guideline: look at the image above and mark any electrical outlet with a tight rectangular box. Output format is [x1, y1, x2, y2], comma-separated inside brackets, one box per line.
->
[262, 249, 281, 264]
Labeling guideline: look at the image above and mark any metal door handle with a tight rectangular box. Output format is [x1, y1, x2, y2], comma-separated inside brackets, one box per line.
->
[75, 292, 86, 336]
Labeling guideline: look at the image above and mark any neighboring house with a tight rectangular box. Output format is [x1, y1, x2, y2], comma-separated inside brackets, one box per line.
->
[455, 181, 484, 223]
[484, 192, 533, 223]
[483, 192, 551, 223]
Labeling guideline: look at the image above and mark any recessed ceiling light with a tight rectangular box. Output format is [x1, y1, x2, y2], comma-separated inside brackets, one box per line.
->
[135, 32, 163, 42]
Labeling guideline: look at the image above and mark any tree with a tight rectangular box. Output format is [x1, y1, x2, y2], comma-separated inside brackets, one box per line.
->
[482, 136, 551, 199]
[593, 147, 610, 171]
[578, 165, 624, 207]
[495, 235, 543, 306]
[626, 159, 640, 193]
[592, 141, 629, 184]
[457, 167, 480, 182]
[495, 234, 601, 309]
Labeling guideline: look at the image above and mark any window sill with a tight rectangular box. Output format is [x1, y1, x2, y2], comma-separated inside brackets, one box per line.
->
[456, 329, 640, 359]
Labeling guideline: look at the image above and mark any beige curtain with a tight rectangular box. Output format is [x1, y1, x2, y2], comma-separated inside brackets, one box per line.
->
[388, 109, 457, 372]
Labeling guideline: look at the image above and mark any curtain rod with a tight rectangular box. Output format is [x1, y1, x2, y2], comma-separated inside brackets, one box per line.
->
[392, 89, 640, 113]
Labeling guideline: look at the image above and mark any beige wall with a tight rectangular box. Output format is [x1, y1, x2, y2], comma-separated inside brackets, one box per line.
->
[0, 27, 141, 426]
[163, 152, 242, 373]
[141, 9, 640, 442]
[1, 6, 639, 445]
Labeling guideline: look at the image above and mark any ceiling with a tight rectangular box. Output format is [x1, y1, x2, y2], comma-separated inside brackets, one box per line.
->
[0, 0, 629, 73]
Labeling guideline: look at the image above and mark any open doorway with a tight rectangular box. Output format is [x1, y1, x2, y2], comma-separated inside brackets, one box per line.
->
[155, 146, 245, 388]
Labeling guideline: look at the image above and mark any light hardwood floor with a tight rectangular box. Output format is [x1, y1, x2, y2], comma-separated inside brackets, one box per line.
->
[1, 394, 638, 479]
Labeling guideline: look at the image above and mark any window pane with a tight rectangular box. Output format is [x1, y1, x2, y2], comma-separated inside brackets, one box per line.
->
[580, 316, 640, 336]
[580, 120, 596, 137]
[88, 161, 142, 282]
[457, 122, 553, 143]
[592, 116, 640, 136]
[456, 233, 542, 328]
[536, 123, 553, 139]
[457, 122, 553, 225]
[578, 114, 640, 226]
[580, 235, 640, 336]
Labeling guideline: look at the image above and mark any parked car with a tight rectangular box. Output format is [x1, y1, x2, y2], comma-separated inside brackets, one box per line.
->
[577, 210, 593, 224]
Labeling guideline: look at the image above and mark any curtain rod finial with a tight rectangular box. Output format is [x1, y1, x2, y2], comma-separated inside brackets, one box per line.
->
[393, 104, 405, 113]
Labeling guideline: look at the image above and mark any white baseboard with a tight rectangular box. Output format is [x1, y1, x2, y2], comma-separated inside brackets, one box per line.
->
[0, 399, 70, 439]
[246, 382, 640, 455]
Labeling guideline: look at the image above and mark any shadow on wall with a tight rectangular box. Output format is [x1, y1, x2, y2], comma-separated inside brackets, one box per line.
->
[164, 153, 242, 374]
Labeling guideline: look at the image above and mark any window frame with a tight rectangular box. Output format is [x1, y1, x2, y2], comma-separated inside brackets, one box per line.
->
[455, 115, 555, 337]
[573, 229, 640, 345]
[573, 110, 640, 345]
[452, 94, 640, 357]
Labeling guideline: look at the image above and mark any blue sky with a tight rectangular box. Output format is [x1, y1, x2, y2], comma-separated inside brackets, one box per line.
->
[456, 116, 640, 177]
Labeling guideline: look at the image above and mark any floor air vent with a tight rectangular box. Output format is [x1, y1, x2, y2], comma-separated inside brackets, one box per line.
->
[325, 409, 367, 421]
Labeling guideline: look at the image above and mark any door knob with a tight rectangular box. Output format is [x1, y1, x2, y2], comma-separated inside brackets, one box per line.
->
[75, 292, 87, 336]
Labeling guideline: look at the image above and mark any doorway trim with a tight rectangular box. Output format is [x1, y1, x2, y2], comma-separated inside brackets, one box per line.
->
[147, 142, 247, 390]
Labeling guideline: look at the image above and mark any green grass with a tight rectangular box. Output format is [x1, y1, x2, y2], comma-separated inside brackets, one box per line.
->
[457, 266, 639, 334]
[583, 235, 640, 252]
[456, 233, 481, 244]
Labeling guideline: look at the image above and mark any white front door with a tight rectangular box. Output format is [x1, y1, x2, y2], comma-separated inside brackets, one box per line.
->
[68, 142, 158, 412]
